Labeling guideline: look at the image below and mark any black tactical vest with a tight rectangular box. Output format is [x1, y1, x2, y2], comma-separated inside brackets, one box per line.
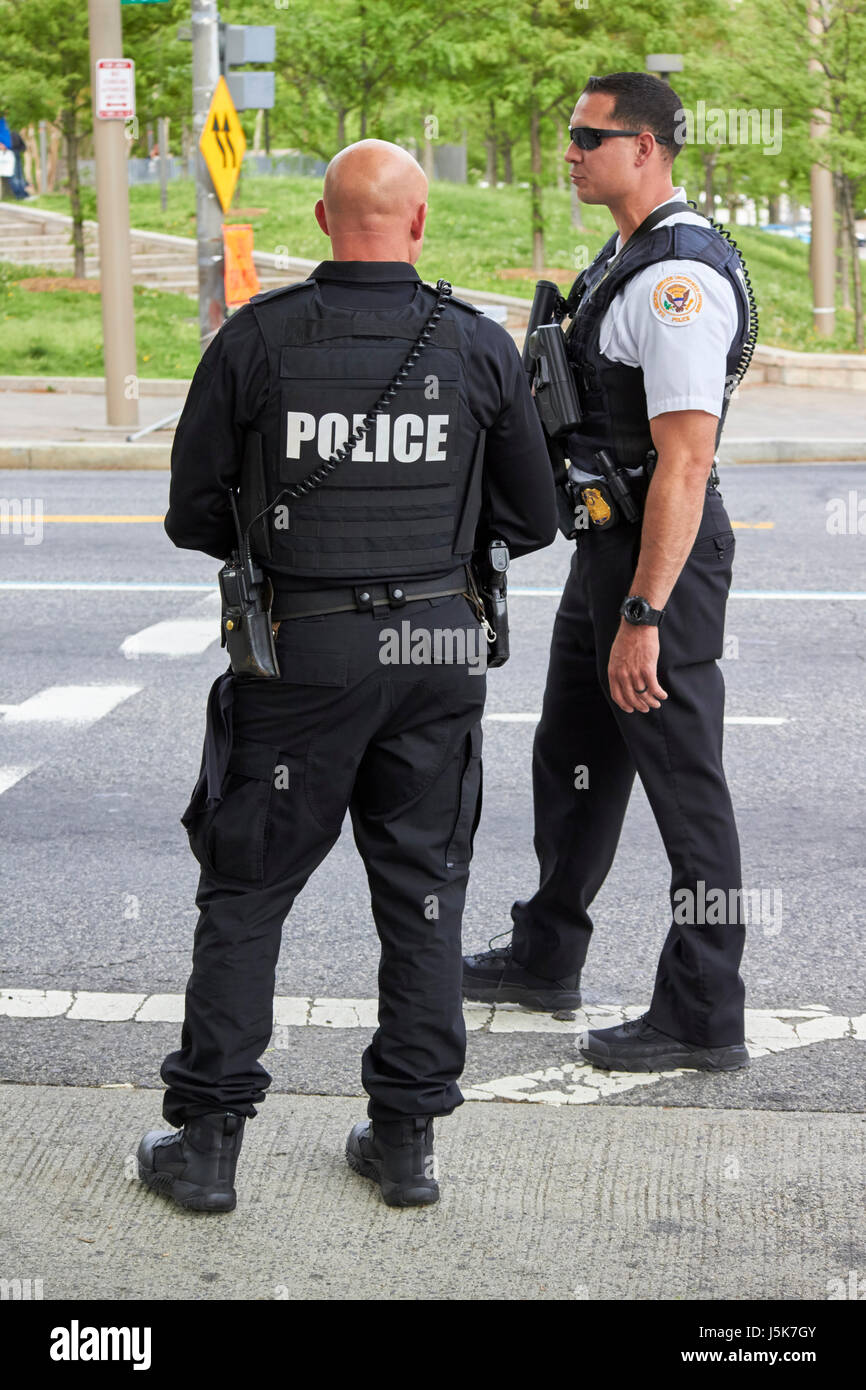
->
[563, 220, 751, 473]
[245, 278, 486, 581]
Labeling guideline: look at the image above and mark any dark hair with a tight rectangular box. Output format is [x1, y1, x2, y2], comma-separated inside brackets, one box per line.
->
[581, 72, 683, 161]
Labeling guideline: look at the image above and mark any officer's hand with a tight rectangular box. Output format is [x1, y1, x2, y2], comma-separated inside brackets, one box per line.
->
[608, 622, 668, 714]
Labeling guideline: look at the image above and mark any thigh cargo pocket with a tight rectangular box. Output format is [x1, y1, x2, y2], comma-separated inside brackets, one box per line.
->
[191, 739, 288, 886]
[672, 530, 736, 665]
[445, 723, 483, 870]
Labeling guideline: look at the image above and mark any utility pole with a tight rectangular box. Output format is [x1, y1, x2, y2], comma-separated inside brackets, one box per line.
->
[808, 0, 835, 335]
[191, 0, 225, 349]
[87, 0, 138, 427]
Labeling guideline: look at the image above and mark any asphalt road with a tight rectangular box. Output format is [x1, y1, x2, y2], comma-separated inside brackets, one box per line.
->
[1, 462, 864, 1114]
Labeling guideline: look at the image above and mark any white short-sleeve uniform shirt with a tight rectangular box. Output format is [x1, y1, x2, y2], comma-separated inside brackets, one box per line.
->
[597, 188, 744, 421]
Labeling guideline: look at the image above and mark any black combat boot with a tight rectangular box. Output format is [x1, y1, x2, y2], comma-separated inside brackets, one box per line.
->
[345, 1117, 439, 1207]
[462, 937, 581, 1011]
[137, 1110, 245, 1212]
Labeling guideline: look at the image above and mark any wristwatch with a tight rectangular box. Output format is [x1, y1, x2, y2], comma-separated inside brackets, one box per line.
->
[619, 595, 665, 626]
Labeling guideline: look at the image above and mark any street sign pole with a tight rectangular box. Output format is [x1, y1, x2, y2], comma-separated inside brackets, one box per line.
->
[87, 0, 139, 427]
[808, 1, 835, 336]
[191, 0, 225, 349]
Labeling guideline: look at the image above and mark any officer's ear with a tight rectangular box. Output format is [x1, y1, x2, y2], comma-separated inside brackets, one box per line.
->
[410, 201, 428, 241]
[634, 132, 657, 168]
[314, 199, 329, 237]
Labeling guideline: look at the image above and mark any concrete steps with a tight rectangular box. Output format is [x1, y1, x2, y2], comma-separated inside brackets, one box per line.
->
[0, 202, 533, 329]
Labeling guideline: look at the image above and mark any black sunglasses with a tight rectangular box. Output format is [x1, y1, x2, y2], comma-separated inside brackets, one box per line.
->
[568, 126, 670, 150]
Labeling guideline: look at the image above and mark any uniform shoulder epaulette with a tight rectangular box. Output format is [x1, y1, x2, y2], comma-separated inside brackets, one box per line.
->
[450, 292, 484, 315]
[249, 278, 314, 306]
[421, 281, 483, 316]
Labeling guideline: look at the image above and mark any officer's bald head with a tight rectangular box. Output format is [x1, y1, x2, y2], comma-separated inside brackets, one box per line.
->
[315, 140, 428, 264]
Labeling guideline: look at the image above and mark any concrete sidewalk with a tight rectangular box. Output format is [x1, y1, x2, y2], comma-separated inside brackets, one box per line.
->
[0, 377, 863, 469]
[2, 1083, 863, 1301]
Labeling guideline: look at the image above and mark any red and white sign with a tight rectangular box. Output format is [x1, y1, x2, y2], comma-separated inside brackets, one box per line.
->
[95, 59, 136, 120]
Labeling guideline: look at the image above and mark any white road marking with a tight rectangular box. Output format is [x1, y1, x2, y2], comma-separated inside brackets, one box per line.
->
[66, 992, 146, 1022]
[2, 990, 862, 1105]
[485, 713, 790, 726]
[135, 993, 186, 1024]
[120, 618, 218, 659]
[1, 685, 140, 725]
[0, 765, 36, 795]
[0, 989, 75, 1017]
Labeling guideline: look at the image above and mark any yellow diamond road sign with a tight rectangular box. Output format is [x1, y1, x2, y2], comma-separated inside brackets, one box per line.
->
[199, 75, 246, 213]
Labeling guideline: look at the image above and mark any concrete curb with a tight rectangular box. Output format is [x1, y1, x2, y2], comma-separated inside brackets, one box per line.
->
[2, 438, 864, 471]
[0, 376, 189, 397]
[0, 441, 171, 469]
[720, 438, 866, 464]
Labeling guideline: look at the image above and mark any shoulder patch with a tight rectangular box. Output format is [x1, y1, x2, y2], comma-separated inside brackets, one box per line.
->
[649, 273, 703, 325]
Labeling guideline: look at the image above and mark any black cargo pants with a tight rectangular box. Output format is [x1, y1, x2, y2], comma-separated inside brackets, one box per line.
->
[161, 592, 486, 1126]
[511, 486, 746, 1046]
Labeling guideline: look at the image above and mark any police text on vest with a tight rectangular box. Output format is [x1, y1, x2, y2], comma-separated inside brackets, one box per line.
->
[286, 412, 449, 462]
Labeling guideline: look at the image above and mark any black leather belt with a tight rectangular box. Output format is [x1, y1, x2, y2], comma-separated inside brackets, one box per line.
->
[270, 565, 470, 620]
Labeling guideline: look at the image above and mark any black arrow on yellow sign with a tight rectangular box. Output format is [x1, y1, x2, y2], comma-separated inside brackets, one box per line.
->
[211, 114, 238, 169]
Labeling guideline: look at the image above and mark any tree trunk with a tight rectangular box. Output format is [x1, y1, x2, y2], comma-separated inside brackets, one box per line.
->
[485, 100, 496, 184]
[767, 195, 781, 223]
[726, 167, 739, 225]
[23, 123, 38, 194]
[359, 2, 368, 139]
[422, 111, 435, 181]
[47, 120, 61, 193]
[835, 173, 851, 311]
[502, 137, 513, 184]
[703, 152, 716, 217]
[554, 121, 565, 191]
[841, 176, 863, 349]
[529, 104, 544, 272]
[336, 108, 347, 148]
[62, 109, 86, 279]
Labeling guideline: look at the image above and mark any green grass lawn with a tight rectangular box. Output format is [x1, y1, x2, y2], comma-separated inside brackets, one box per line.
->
[0, 262, 200, 378]
[8, 176, 863, 376]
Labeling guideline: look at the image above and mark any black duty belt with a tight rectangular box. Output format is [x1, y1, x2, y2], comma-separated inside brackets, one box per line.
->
[270, 565, 470, 620]
[573, 455, 720, 532]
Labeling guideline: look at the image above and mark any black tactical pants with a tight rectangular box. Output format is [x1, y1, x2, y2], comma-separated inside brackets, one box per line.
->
[161, 593, 485, 1126]
[511, 487, 746, 1046]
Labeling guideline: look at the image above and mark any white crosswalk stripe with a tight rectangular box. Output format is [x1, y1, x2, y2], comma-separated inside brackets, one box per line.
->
[1, 684, 140, 725]
[1, 988, 862, 1105]
[0, 765, 36, 795]
[120, 618, 219, 659]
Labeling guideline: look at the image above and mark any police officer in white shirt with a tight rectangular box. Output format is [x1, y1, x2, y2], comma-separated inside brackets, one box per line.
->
[463, 71, 758, 1073]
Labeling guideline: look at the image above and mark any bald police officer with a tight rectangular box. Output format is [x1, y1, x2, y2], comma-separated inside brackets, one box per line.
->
[137, 140, 556, 1211]
[463, 73, 755, 1073]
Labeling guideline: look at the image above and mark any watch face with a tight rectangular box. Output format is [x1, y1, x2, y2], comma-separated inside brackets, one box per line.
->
[625, 597, 649, 622]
